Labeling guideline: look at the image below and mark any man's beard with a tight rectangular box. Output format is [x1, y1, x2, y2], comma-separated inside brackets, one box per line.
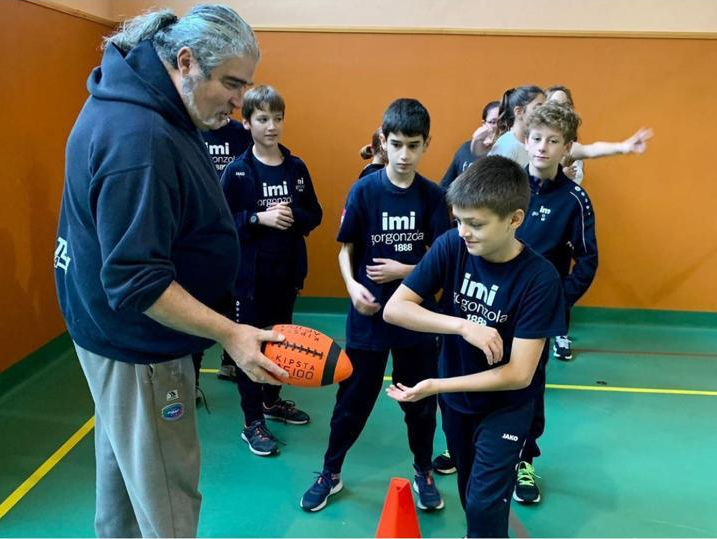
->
[181, 73, 226, 131]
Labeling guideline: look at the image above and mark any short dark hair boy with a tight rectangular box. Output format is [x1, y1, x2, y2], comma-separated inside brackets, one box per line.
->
[384, 155, 567, 537]
[300, 98, 450, 513]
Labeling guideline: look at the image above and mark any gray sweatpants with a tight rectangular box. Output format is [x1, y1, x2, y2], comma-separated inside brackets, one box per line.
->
[75, 344, 201, 538]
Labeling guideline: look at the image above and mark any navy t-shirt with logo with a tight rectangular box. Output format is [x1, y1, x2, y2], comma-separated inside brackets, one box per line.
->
[252, 157, 295, 255]
[201, 120, 252, 177]
[337, 169, 451, 351]
[403, 229, 567, 413]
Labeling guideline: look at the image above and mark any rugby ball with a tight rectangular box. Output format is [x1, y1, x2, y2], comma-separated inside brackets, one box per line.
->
[263, 324, 353, 387]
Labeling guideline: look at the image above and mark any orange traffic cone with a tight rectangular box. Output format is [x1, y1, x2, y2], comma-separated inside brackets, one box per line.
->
[375, 477, 421, 538]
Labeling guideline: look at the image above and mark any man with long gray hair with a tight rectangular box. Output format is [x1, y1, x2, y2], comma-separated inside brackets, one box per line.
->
[54, 5, 288, 537]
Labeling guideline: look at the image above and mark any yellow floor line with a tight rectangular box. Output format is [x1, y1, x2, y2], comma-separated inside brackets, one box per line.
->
[544, 383, 717, 397]
[203, 368, 717, 397]
[0, 416, 95, 520]
[2, 373, 716, 521]
[381, 377, 717, 396]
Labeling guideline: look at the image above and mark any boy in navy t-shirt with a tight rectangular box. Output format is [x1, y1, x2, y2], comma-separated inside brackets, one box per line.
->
[221, 86, 323, 457]
[512, 102, 598, 504]
[300, 99, 450, 513]
[384, 156, 566, 538]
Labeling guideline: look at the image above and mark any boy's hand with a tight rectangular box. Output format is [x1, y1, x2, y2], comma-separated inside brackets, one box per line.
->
[621, 127, 654, 154]
[460, 319, 503, 364]
[561, 154, 578, 179]
[471, 124, 496, 154]
[563, 163, 579, 180]
[258, 203, 294, 230]
[385, 380, 437, 403]
[221, 325, 289, 384]
[366, 258, 409, 284]
[347, 280, 381, 315]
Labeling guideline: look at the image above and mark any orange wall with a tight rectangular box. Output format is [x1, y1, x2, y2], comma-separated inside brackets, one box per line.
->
[0, 1, 112, 373]
[254, 31, 717, 311]
[2, 4, 715, 374]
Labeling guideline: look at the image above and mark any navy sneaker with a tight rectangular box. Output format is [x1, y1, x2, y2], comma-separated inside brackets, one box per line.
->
[413, 467, 445, 511]
[241, 420, 279, 456]
[553, 335, 573, 361]
[300, 470, 343, 512]
[513, 461, 541, 504]
[432, 449, 456, 475]
[263, 399, 310, 425]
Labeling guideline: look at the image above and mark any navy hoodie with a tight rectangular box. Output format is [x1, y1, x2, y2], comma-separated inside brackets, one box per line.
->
[517, 167, 598, 307]
[54, 41, 240, 364]
[220, 144, 323, 299]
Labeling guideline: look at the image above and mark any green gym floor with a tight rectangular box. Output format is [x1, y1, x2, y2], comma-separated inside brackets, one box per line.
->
[1, 305, 716, 537]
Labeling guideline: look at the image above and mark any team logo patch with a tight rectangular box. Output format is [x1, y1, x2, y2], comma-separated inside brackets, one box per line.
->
[161, 403, 185, 421]
[166, 389, 179, 401]
[54, 237, 71, 272]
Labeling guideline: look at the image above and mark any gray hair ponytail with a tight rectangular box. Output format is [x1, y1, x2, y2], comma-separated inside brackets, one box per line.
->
[103, 4, 259, 75]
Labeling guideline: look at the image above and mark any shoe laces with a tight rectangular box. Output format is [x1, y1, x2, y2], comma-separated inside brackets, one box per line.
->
[517, 462, 540, 486]
[247, 420, 286, 447]
[265, 399, 298, 423]
[312, 470, 337, 490]
[195, 385, 211, 414]
[440, 449, 451, 459]
[247, 420, 276, 441]
[415, 468, 435, 486]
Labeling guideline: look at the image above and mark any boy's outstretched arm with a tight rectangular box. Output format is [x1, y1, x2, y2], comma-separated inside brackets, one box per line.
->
[339, 242, 381, 316]
[384, 284, 503, 363]
[570, 127, 653, 160]
[385, 337, 546, 402]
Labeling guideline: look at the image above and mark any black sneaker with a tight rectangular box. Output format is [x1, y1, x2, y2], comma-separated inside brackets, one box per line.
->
[432, 449, 457, 475]
[413, 466, 445, 511]
[217, 363, 237, 382]
[241, 420, 279, 456]
[300, 470, 343, 512]
[553, 335, 573, 361]
[263, 399, 310, 425]
[513, 461, 541, 504]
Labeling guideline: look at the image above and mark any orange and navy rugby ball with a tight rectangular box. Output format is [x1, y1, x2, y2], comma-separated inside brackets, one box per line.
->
[263, 324, 353, 387]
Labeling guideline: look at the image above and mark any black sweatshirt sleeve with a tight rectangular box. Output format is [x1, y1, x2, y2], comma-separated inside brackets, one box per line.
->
[90, 163, 178, 312]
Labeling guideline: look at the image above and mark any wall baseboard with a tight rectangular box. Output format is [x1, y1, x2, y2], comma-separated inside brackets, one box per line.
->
[294, 297, 717, 326]
[569, 306, 717, 327]
[0, 332, 73, 395]
[2, 302, 713, 387]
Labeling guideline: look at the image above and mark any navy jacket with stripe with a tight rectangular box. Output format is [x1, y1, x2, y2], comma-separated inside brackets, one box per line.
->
[220, 144, 323, 300]
[517, 167, 598, 307]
